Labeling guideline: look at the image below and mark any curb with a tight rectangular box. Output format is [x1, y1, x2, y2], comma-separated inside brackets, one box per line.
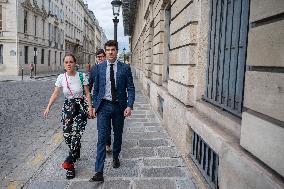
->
[0, 74, 60, 82]
[34, 74, 60, 79]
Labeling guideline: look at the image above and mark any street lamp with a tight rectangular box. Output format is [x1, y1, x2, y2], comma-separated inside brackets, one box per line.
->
[34, 47, 37, 76]
[111, 0, 122, 42]
[123, 47, 126, 63]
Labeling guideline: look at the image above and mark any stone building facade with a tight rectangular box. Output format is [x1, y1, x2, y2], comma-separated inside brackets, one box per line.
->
[83, 9, 97, 65]
[100, 26, 108, 48]
[123, 0, 284, 188]
[0, 0, 17, 75]
[17, 0, 65, 75]
[95, 23, 102, 50]
[64, 0, 84, 66]
[82, 10, 107, 65]
[0, 0, 106, 76]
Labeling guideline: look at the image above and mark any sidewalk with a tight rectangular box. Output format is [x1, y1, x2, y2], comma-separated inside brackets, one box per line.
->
[8, 80, 198, 189]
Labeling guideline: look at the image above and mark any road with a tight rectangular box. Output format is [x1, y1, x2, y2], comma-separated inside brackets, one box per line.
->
[0, 76, 64, 187]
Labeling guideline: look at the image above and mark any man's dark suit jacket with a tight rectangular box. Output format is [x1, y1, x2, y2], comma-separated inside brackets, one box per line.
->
[91, 60, 135, 112]
[89, 65, 97, 93]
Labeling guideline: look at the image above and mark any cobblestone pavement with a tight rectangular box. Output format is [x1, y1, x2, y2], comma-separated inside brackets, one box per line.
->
[0, 77, 198, 189]
[0, 76, 64, 188]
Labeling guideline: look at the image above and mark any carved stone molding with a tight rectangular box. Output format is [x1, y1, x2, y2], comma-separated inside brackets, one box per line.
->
[41, 5, 48, 19]
[22, 0, 45, 18]
[32, 0, 42, 15]
[21, 0, 33, 11]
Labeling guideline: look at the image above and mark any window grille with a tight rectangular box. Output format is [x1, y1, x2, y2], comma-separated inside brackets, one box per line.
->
[204, 0, 250, 116]
[0, 45, 3, 64]
[192, 131, 219, 189]
[24, 11, 28, 33]
[41, 49, 44, 64]
[48, 50, 51, 66]
[0, 5, 2, 31]
[24, 46, 28, 64]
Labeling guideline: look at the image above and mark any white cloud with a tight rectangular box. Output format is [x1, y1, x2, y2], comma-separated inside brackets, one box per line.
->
[86, 0, 129, 53]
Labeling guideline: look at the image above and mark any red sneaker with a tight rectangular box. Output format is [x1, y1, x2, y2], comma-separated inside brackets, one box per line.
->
[62, 161, 74, 170]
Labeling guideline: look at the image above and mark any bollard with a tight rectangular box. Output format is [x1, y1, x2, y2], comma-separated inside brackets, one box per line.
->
[21, 67, 24, 80]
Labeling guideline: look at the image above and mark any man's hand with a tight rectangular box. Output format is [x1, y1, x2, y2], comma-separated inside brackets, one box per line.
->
[124, 107, 132, 117]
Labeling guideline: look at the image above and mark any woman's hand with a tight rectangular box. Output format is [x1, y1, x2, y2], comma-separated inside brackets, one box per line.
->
[43, 107, 50, 118]
[88, 107, 93, 118]
[92, 108, 97, 118]
[44, 87, 60, 118]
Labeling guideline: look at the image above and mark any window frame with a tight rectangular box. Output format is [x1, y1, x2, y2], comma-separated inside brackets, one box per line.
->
[0, 5, 3, 31]
[24, 10, 28, 34]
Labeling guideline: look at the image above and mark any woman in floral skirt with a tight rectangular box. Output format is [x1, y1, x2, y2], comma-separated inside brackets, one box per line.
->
[44, 53, 93, 179]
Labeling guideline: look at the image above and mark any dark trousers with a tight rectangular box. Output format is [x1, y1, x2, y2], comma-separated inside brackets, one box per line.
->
[95, 100, 124, 172]
[106, 122, 112, 146]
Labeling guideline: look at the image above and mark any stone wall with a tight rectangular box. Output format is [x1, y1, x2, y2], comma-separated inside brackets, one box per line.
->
[240, 0, 284, 178]
[129, 0, 284, 188]
[0, 0, 17, 75]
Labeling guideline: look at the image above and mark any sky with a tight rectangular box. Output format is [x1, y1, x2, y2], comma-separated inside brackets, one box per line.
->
[86, 0, 130, 53]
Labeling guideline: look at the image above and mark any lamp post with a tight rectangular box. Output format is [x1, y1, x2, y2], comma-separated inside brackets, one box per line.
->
[111, 0, 122, 42]
[34, 47, 37, 76]
[123, 47, 126, 63]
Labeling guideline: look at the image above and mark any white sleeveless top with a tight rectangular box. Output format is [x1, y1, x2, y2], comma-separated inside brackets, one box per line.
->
[55, 72, 88, 99]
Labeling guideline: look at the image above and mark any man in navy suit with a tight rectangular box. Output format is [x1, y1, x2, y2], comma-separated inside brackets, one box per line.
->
[89, 40, 135, 182]
[89, 49, 113, 154]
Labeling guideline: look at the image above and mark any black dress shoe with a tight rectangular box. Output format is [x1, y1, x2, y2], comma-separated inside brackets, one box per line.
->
[113, 158, 120, 168]
[89, 172, 104, 182]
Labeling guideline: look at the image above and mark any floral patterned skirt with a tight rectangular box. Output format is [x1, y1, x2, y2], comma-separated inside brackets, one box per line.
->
[61, 98, 88, 128]
[61, 98, 88, 162]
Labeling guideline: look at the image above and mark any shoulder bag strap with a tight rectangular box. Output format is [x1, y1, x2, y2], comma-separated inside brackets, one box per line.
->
[79, 72, 85, 96]
[64, 73, 74, 98]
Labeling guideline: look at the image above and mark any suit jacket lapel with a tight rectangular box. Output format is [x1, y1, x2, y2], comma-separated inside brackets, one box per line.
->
[101, 61, 107, 91]
[116, 61, 122, 87]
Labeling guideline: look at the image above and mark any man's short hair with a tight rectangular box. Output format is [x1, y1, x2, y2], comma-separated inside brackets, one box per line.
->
[96, 49, 106, 56]
[104, 40, 118, 50]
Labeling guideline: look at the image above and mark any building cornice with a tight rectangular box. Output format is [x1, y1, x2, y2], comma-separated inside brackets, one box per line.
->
[21, 0, 48, 19]
[41, 5, 48, 19]
[32, 0, 43, 15]
[21, 0, 33, 11]
[122, 0, 138, 36]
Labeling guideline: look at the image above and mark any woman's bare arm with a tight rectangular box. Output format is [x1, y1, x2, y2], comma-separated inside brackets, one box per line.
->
[44, 87, 61, 118]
